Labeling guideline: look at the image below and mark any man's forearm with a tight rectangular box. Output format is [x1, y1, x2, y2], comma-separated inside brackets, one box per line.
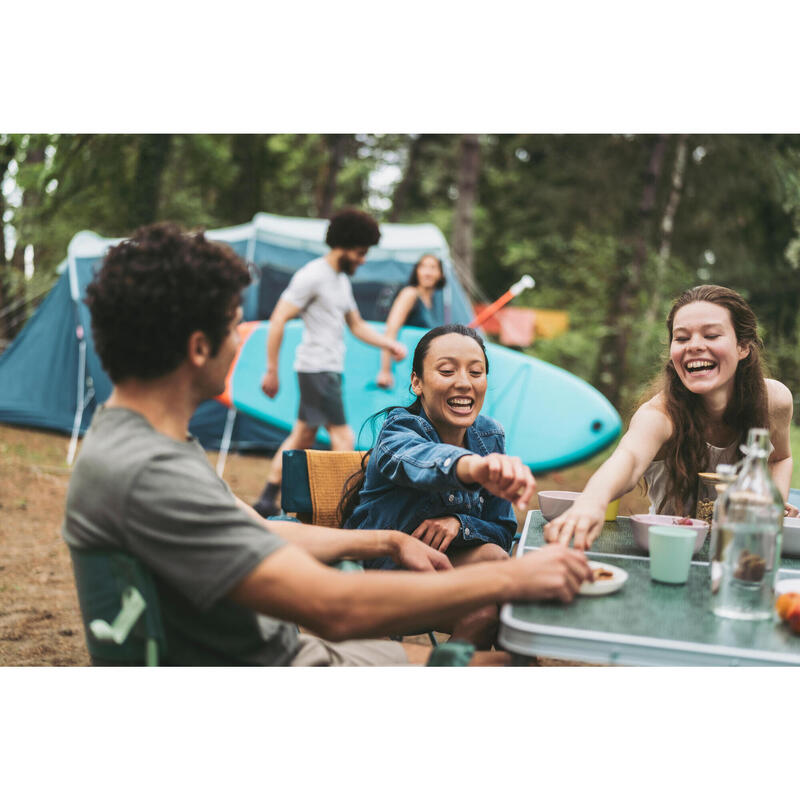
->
[351, 319, 391, 350]
[234, 545, 515, 642]
[264, 519, 399, 563]
[770, 457, 793, 500]
[266, 319, 285, 372]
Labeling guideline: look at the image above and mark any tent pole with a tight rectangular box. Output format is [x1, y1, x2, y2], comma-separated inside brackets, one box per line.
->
[216, 407, 237, 477]
[66, 335, 87, 466]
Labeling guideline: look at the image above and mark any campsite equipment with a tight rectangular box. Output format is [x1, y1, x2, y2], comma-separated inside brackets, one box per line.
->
[711, 428, 783, 620]
[217, 319, 621, 472]
[0, 213, 621, 472]
[468, 275, 535, 328]
[0, 214, 470, 460]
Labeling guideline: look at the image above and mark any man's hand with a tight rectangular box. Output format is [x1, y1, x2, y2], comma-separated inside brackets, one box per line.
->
[458, 453, 536, 510]
[387, 341, 407, 361]
[261, 369, 279, 398]
[785, 502, 799, 518]
[510, 544, 592, 603]
[543, 498, 607, 551]
[410, 516, 461, 552]
[392, 532, 453, 571]
[376, 369, 394, 389]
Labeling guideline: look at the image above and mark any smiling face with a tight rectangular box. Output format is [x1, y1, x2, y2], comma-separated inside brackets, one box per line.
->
[669, 301, 750, 396]
[411, 332, 487, 443]
[414, 256, 443, 289]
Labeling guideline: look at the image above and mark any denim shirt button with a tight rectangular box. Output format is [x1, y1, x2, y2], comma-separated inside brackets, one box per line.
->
[444, 457, 451, 467]
[448, 494, 455, 503]
[479, 497, 484, 504]
[464, 527, 470, 537]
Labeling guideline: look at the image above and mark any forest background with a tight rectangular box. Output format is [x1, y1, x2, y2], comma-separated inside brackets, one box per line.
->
[3, 132, 800, 423]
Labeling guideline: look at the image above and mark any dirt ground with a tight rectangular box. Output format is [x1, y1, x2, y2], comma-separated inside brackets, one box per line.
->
[0, 422, 648, 667]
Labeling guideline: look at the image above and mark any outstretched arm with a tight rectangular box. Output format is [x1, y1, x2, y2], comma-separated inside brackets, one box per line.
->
[544, 399, 672, 550]
[377, 288, 418, 387]
[228, 541, 592, 641]
[345, 308, 407, 361]
[261, 298, 300, 398]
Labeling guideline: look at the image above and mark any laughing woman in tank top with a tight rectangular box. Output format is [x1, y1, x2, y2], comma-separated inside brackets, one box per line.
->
[545, 285, 796, 550]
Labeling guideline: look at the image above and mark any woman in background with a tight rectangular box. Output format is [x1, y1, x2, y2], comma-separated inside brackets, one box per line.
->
[376, 254, 445, 389]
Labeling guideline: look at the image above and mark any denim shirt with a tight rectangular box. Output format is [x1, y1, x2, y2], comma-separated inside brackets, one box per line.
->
[344, 407, 518, 569]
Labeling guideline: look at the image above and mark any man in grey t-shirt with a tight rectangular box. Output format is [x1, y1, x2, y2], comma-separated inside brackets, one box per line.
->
[253, 209, 407, 518]
[63, 222, 589, 666]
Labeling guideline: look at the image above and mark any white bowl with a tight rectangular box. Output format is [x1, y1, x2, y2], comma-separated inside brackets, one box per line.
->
[537, 490, 580, 521]
[782, 517, 800, 557]
[629, 514, 709, 554]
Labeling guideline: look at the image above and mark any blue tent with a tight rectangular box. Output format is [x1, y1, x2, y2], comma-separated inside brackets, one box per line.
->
[0, 213, 473, 457]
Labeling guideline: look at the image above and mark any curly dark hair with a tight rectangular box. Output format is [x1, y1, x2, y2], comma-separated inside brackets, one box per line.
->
[325, 208, 381, 249]
[85, 222, 251, 383]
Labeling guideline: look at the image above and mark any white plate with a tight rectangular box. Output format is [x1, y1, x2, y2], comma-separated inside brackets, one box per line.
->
[775, 579, 800, 596]
[579, 560, 629, 596]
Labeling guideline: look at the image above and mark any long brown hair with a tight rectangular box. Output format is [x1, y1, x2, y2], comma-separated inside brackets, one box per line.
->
[645, 284, 769, 513]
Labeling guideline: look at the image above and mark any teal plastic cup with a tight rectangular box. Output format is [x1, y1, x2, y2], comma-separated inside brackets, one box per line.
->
[649, 525, 696, 584]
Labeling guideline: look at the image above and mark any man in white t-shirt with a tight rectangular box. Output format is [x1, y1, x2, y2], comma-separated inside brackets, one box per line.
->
[253, 209, 407, 518]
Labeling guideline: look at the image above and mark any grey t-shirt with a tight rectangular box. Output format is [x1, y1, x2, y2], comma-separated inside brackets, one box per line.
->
[62, 406, 299, 665]
[281, 256, 357, 373]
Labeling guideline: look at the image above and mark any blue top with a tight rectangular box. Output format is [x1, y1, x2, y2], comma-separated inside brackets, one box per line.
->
[405, 294, 437, 329]
[344, 406, 518, 569]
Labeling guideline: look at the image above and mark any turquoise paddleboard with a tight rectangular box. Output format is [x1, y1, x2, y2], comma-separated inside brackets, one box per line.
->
[225, 320, 621, 471]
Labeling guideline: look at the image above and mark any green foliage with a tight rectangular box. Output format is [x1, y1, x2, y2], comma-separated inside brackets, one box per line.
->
[3, 132, 800, 417]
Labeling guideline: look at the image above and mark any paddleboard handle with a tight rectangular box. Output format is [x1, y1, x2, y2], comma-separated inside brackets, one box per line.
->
[468, 275, 535, 329]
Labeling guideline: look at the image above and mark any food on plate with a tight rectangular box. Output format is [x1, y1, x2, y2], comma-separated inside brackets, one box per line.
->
[673, 516, 694, 526]
[775, 592, 800, 634]
[592, 567, 615, 581]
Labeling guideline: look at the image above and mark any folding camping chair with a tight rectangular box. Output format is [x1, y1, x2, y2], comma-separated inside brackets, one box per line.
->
[280, 449, 439, 647]
[69, 546, 166, 666]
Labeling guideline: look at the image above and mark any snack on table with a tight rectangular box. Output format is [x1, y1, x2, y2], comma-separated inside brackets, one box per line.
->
[592, 567, 615, 581]
[673, 516, 694, 526]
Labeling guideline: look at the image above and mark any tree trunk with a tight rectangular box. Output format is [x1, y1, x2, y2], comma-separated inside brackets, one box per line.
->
[451, 134, 480, 287]
[389, 134, 427, 222]
[218, 134, 267, 224]
[127, 134, 173, 230]
[645, 134, 689, 322]
[594, 134, 669, 408]
[316, 134, 348, 219]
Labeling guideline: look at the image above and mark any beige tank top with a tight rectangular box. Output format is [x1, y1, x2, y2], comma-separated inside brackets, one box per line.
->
[643, 440, 741, 516]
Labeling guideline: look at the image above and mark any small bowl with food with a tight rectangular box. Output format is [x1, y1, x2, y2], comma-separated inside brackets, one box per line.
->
[537, 490, 580, 521]
[629, 513, 708, 554]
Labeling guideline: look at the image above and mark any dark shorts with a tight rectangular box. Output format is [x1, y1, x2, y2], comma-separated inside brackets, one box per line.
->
[297, 371, 346, 427]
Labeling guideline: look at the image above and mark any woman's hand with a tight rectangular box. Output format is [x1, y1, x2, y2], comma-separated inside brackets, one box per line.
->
[457, 453, 536, 510]
[543, 498, 607, 551]
[785, 502, 799, 518]
[411, 516, 462, 552]
[376, 369, 394, 389]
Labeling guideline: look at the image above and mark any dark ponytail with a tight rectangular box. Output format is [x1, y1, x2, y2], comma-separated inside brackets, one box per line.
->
[337, 324, 489, 525]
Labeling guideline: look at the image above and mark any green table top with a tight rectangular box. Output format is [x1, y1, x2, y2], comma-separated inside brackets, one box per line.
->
[499, 511, 800, 666]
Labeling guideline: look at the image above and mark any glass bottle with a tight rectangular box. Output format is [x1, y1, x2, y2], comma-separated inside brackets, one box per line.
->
[711, 429, 783, 620]
[707, 463, 738, 584]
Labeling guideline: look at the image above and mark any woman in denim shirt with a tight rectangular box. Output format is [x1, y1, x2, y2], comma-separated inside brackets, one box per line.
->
[341, 324, 536, 570]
